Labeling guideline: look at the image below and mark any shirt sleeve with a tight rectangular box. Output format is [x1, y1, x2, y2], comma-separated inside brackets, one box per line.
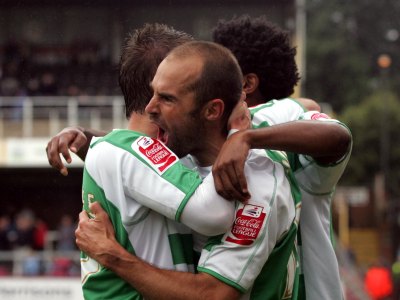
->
[180, 174, 235, 236]
[197, 149, 296, 292]
[251, 98, 306, 127]
[294, 111, 353, 194]
[94, 134, 235, 236]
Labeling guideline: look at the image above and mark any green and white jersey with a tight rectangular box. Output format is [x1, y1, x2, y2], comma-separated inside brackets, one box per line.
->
[81, 130, 202, 300]
[251, 99, 352, 300]
[197, 148, 302, 300]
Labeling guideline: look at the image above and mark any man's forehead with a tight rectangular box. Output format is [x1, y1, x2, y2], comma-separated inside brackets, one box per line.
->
[153, 55, 202, 89]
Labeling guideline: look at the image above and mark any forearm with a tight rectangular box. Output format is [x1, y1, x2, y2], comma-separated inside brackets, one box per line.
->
[76, 128, 108, 160]
[100, 242, 238, 300]
[243, 121, 351, 163]
[180, 174, 235, 236]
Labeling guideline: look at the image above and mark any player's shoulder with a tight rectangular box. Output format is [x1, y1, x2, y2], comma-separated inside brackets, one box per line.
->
[90, 129, 145, 150]
[250, 98, 306, 127]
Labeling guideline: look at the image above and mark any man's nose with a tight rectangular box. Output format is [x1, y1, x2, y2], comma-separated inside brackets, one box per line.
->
[145, 96, 159, 115]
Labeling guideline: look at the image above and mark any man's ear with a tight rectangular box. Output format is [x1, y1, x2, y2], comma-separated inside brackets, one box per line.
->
[203, 99, 224, 121]
[243, 73, 259, 95]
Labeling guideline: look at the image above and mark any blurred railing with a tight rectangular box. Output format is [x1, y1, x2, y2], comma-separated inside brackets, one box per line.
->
[0, 249, 80, 277]
[0, 230, 80, 277]
[0, 96, 125, 138]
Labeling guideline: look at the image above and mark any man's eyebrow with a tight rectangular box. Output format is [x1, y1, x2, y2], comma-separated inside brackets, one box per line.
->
[158, 91, 177, 101]
[149, 81, 176, 100]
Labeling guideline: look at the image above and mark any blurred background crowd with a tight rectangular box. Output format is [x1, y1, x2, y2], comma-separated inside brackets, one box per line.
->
[0, 39, 118, 98]
[0, 209, 78, 277]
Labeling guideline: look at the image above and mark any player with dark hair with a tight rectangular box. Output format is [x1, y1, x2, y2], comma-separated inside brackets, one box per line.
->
[78, 40, 302, 299]
[73, 24, 322, 299]
[212, 14, 300, 107]
[119, 23, 194, 116]
[211, 15, 352, 300]
[51, 23, 197, 166]
[48, 19, 352, 300]
[76, 39, 351, 299]
[77, 24, 244, 299]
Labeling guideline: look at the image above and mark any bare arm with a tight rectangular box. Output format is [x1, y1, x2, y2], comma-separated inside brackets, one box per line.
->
[46, 127, 108, 175]
[213, 119, 351, 200]
[76, 202, 240, 300]
[240, 120, 351, 163]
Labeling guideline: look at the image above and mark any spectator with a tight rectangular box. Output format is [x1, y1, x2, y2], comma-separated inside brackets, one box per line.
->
[56, 214, 76, 251]
[22, 249, 41, 276]
[0, 215, 12, 250]
[26, 77, 40, 96]
[33, 218, 48, 250]
[9, 209, 36, 249]
[38, 72, 58, 95]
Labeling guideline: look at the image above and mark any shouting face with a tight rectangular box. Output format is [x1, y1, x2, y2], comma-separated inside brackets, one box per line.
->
[145, 54, 206, 158]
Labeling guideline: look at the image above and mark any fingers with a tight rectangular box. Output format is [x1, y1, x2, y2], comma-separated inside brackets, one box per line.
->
[89, 202, 113, 227]
[79, 210, 89, 222]
[213, 166, 236, 200]
[76, 210, 89, 245]
[224, 161, 250, 202]
[46, 127, 87, 176]
[212, 173, 227, 199]
[46, 138, 68, 176]
[69, 132, 88, 154]
[233, 162, 250, 201]
[213, 163, 250, 202]
[88, 202, 107, 220]
[58, 135, 73, 164]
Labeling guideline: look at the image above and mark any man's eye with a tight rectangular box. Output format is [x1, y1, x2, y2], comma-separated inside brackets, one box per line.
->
[161, 96, 173, 102]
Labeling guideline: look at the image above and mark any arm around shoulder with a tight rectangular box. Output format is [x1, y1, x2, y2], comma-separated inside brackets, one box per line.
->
[107, 253, 241, 300]
[180, 174, 236, 236]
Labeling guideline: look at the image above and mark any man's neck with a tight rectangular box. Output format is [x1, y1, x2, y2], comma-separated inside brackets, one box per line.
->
[127, 112, 158, 138]
[191, 132, 226, 167]
[246, 90, 265, 107]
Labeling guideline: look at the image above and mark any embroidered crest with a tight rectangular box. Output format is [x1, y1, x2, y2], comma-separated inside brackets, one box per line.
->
[225, 204, 267, 245]
[132, 136, 177, 175]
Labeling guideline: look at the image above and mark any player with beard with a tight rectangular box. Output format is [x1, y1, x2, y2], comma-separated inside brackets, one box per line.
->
[55, 23, 326, 299]
[76, 40, 350, 299]
[74, 23, 243, 300]
[48, 20, 350, 298]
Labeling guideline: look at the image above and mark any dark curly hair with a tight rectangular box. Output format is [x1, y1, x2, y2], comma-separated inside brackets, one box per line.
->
[212, 15, 300, 101]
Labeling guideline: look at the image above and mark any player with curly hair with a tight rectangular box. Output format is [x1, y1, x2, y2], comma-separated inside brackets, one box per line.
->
[212, 15, 300, 106]
[212, 15, 351, 300]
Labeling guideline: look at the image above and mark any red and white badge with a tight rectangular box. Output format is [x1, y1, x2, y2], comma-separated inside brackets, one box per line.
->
[225, 204, 267, 246]
[132, 136, 177, 175]
[310, 112, 330, 120]
[303, 111, 331, 121]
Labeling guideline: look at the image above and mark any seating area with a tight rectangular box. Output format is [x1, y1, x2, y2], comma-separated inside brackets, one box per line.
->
[0, 40, 120, 98]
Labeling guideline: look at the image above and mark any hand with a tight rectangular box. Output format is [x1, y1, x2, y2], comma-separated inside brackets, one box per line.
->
[46, 126, 87, 176]
[75, 202, 118, 266]
[227, 93, 251, 131]
[212, 130, 251, 202]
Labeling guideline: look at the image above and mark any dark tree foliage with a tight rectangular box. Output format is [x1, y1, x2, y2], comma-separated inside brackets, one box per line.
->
[305, 0, 400, 113]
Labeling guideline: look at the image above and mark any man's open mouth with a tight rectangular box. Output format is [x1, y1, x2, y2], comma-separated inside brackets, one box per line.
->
[157, 127, 169, 144]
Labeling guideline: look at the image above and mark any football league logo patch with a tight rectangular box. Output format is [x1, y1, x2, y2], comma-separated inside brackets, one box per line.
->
[225, 204, 267, 246]
[133, 136, 177, 175]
